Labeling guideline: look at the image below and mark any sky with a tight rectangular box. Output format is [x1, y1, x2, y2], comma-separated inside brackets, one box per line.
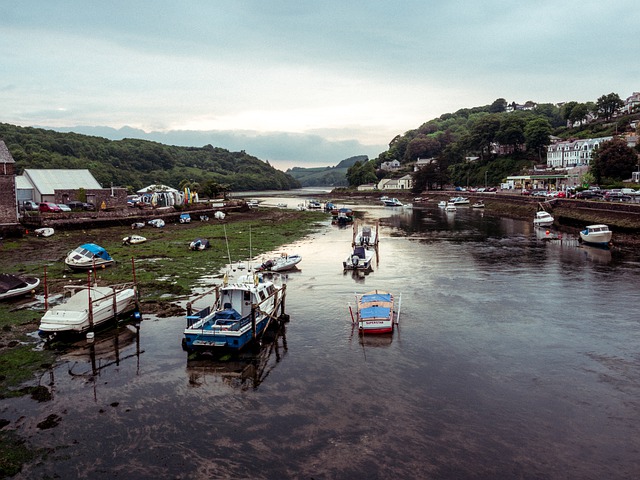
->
[2, 1, 639, 171]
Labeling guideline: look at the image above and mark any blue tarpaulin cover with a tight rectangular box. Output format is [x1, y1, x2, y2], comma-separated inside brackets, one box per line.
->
[359, 306, 391, 320]
[81, 243, 112, 260]
[361, 293, 392, 303]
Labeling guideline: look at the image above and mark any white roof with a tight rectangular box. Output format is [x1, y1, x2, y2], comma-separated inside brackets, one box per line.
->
[15, 175, 33, 190]
[24, 169, 102, 195]
[137, 184, 179, 193]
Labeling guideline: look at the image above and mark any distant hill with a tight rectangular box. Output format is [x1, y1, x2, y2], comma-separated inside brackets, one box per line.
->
[286, 155, 368, 186]
[0, 122, 300, 192]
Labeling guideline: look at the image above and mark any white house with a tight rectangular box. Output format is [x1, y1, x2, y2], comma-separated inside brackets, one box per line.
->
[414, 157, 436, 171]
[380, 160, 401, 171]
[357, 183, 377, 191]
[546, 137, 612, 168]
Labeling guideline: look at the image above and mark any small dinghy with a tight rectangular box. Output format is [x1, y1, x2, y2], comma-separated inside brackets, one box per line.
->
[34, 227, 55, 237]
[122, 235, 147, 245]
[148, 219, 165, 228]
[214, 211, 226, 220]
[0, 274, 40, 301]
[179, 213, 191, 224]
[257, 253, 302, 272]
[131, 222, 145, 229]
[189, 238, 210, 251]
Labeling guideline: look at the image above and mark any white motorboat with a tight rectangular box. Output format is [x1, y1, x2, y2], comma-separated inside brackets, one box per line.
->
[533, 211, 554, 227]
[0, 274, 40, 301]
[343, 245, 375, 270]
[257, 253, 302, 272]
[34, 227, 54, 237]
[438, 201, 447, 208]
[449, 196, 470, 205]
[579, 224, 612, 246]
[214, 211, 226, 220]
[472, 201, 485, 208]
[39, 283, 138, 335]
[122, 235, 147, 245]
[445, 202, 457, 212]
[65, 243, 115, 271]
[182, 273, 285, 352]
[383, 197, 403, 207]
[353, 223, 378, 248]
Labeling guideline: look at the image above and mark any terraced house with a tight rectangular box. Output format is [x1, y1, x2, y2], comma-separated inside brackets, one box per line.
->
[546, 136, 613, 168]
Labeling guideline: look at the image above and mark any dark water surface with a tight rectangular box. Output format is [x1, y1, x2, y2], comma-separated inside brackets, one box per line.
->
[4, 201, 640, 479]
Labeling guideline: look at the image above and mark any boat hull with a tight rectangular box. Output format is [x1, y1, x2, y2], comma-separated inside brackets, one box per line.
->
[183, 315, 271, 351]
[39, 286, 137, 334]
[0, 275, 40, 301]
[579, 224, 612, 246]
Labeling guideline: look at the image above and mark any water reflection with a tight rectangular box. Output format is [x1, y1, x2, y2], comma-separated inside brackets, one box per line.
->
[186, 324, 288, 391]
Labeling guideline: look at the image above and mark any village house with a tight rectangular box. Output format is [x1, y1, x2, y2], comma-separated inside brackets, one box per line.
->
[413, 157, 436, 171]
[546, 136, 613, 168]
[357, 183, 377, 191]
[380, 160, 401, 171]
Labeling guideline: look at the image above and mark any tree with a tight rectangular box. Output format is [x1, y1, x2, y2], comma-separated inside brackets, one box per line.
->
[488, 98, 507, 113]
[596, 93, 624, 120]
[495, 115, 526, 153]
[590, 137, 638, 184]
[568, 103, 590, 125]
[524, 118, 552, 162]
[346, 160, 377, 187]
[470, 114, 501, 159]
[405, 135, 441, 161]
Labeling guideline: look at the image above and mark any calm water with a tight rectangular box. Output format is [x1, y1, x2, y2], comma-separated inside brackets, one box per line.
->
[4, 201, 640, 479]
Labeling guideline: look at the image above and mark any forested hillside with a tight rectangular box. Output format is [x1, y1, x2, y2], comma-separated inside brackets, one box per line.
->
[286, 155, 367, 186]
[0, 123, 300, 193]
[365, 94, 639, 192]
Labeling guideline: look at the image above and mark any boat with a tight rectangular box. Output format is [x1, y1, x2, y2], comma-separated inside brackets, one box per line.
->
[343, 245, 375, 270]
[247, 199, 261, 208]
[199, 215, 209, 221]
[383, 197, 403, 207]
[0, 274, 40, 301]
[131, 222, 145, 229]
[148, 219, 165, 228]
[189, 238, 211, 251]
[353, 290, 395, 334]
[449, 196, 470, 205]
[438, 200, 447, 208]
[257, 253, 302, 272]
[353, 223, 378, 248]
[122, 235, 147, 245]
[179, 213, 191, 223]
[332, 207, 354, 225]
[307, 199, 323, 210]
[64, 243, 115, 271]
[533, 211, 554, 227]
[579, 224, 612, 246]
[472, 201, 485, 208]
[445, 202, 457, 212]
[39, 283, 138, 336]
[276, 203, 288, 208]
[182, 273, 286, 352]
[34, 227, 54, 237]
[214, 211, 226, 220]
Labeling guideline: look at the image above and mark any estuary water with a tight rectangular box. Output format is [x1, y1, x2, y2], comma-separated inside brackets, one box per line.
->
[4, 200, 640, 479]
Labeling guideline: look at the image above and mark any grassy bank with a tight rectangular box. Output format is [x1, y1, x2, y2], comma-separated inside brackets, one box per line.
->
[0, 208, 327, 398]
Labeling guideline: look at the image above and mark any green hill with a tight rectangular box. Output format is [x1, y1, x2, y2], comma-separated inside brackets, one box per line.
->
[286, 155, 367, 186]
[0, 123, 300, 192]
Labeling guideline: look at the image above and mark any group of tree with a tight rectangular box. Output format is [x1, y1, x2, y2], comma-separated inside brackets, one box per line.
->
[0, 123, 300, 195]
[346, 91, 639, 192]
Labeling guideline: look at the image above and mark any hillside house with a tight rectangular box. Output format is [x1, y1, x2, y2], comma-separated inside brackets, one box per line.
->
[546, 136, 613, 168]
[380, 160, 401, 171]
[414, 158, 436, 171]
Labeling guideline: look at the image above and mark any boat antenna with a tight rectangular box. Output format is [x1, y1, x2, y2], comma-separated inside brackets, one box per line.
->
[224, 224, 232, 266]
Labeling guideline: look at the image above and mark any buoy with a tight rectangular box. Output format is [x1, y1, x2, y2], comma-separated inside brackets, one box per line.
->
[86, 332, 95, 342]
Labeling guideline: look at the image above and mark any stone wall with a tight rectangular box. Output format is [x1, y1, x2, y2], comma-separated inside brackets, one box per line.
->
[54, 187, 128, 209]
[0, 162, 17, 225]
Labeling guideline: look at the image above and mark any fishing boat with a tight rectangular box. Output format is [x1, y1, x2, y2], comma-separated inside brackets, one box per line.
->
[257, 253, 302, 272]
[353, 290, 396, 334]
[343, 245, 375, 270]
[579, 224, 612, 246]
[0, 274, 40, 301]
[382, 197, 403, 207]
[34, 227, 55, 237]
[39, 283, 138, 336]
[332, 207, 354, 225]
[182, 274, 286, 352]
[353, 222, 378, 248]
[64, 243, 115, 271]
[122, 235, 147, 245]
[179, 213, 191, 223]
[189, 238, 211, 251]
[533, 211, 554, 227]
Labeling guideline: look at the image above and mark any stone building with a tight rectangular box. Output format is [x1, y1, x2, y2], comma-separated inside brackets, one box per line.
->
[0, 140, 18, 228]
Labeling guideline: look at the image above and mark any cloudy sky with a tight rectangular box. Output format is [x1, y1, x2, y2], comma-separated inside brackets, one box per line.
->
[2, 1, 638, 170]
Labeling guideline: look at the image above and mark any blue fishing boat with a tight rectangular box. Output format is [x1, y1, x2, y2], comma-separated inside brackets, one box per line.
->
[182, 274, 286, 352]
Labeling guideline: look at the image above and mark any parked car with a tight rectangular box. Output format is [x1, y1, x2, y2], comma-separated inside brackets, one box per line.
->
[604, 192, 632, 202]
[39, 202, 62, 213]
[57, 203, 72, 212]
[66, 201, 95, 211]
[22, 200, 39, 211]
[576, 190, 602, 200]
